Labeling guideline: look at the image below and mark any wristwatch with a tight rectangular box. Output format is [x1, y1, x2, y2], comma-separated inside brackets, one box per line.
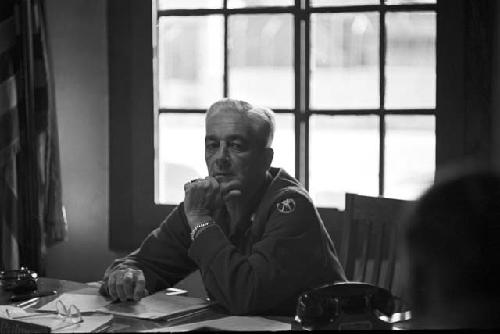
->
[190, 220, 214, 241]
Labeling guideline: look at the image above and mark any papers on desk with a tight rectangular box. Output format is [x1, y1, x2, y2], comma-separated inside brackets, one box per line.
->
[0, 305, 31, 318]
[36, 291, 210, 321]
[38, 293, 111, 313]
[0, 305, 112, 333]
[97, 293, 211, 320]
[139, 316, 292, 332]
[16, 314, 113, 333]
[26, 289, 211, 322]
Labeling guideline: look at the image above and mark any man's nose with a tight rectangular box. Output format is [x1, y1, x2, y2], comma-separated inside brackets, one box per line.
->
[215, 143, 230, 169]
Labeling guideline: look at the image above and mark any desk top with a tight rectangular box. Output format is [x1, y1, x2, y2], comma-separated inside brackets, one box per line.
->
[0, 278, 292, 332]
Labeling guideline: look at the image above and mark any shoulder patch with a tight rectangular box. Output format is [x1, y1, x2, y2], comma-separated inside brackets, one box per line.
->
[276, 198, 296, 214]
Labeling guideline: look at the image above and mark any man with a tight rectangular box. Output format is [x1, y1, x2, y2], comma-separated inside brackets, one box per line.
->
[100, 98, 346, 315]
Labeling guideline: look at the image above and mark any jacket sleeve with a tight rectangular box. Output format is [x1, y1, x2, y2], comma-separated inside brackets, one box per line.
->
[102, 205, 197, 293]
[188, 194, 346, 315]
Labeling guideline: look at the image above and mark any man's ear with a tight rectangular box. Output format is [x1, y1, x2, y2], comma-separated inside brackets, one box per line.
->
[264, 147, 273, 169]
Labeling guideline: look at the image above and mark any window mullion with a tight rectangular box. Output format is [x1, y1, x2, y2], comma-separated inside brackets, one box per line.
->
[379, 0, 386, 197]
[304, 0, 310, 191]
[223, 0, 228, 97]
[295, 0, 309, 188]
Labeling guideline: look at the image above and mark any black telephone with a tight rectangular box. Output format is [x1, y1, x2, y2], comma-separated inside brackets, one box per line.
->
[293, 282, 396, 330]
[0, 267, 38, 294]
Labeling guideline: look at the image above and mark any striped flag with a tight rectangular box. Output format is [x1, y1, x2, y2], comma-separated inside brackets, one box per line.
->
[31, 0, 68, 252]
[1, 0, 67, 273]
[0, 0, 20, 270]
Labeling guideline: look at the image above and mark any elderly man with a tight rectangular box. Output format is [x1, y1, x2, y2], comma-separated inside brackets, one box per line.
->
[100, 98, 346, 315]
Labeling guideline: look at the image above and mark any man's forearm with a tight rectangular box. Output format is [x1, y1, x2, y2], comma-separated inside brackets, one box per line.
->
[102, 209, 198, 294]
[188, 223, 326, 315]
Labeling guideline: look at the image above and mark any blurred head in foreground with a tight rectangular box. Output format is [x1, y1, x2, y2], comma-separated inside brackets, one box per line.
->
[403, 166, 500, 328]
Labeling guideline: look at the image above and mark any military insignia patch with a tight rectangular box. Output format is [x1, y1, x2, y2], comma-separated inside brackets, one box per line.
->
[277, 198, 296, 214]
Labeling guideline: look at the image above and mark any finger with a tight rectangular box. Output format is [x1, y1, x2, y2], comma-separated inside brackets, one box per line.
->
[133, 270, 146, 301]
[115, 271, 129, 302]
[107, 272, 119, 300]
[207, 177, 223, 206]
[220, 180, 243, 198]
[207, 177, 220, 194]
[122, 270, 135, 300]
[191, 179, 216, 199]
[99, 280, 110, 297]
[223, 189, 243, 201]
[198, 178, 211, 189]
[184, 180, 195, 191]
[184, 178, 202, 191]
[185, 179, 206, 193]
[219, 179, 242, 192]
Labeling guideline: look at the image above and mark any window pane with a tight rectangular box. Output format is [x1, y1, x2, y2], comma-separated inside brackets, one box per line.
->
[311, 13, 379, 109]
[312, 0, 378, 6]
[158, 0, 222, 10]
[385, 0, 435, 4]
[385, 12, 436, 109]
[271, 114, 295, 176]
[228, 14, 294, 109]
[385, 115, 435, 200]
[309, 116, 379, 210]
[228, 0, 293, 8]
[158, 16, 223, 109]
[158, 114, 206, 204]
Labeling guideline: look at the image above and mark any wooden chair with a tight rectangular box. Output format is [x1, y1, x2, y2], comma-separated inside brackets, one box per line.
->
[339, 193, 411, 310]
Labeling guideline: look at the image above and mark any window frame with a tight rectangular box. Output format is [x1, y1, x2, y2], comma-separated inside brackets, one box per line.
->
[155, 0, 436, 200]
[109, 0, 444, 251]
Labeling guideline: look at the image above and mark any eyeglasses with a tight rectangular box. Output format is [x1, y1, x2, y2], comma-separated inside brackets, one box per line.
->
[55, 300, 82, 324]
[4, 300, 83, 331]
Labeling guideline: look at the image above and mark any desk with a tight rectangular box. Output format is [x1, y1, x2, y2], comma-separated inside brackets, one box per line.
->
[0, 278, 292, 332]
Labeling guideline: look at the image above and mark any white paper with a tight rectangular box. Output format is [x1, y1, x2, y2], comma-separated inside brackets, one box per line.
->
[97, 293, 210, 320]
[0, 305, 31, 319]
[38, 293, 112, 313]
[68, 286, 102, 295]
[139, 316, 291, 332]
[20, 314, 113, 333]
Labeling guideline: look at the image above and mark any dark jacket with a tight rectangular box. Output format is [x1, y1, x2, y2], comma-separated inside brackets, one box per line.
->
[104, 168, 346, 315]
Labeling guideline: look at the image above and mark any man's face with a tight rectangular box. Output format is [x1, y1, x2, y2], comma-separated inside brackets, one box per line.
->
[205, 110, 271, 198]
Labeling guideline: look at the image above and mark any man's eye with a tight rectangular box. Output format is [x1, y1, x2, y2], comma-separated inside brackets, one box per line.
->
[229, 142, 244, 150]
[206, 142, 219, 150]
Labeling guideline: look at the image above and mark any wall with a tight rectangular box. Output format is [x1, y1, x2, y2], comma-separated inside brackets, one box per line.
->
[42, 0, 204, 295]
[44, 0, 119, 282]
[436, 0, 500, 171]
[493, 2, 500, 169]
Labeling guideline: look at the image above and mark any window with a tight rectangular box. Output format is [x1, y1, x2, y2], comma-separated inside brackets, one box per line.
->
[155, 0, 436, 210]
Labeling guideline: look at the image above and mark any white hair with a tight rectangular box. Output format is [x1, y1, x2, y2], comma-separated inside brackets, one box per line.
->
[206, 98, 275, 148]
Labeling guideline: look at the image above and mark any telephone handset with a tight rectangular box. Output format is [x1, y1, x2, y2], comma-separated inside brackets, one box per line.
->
[293, 281, 396, 330]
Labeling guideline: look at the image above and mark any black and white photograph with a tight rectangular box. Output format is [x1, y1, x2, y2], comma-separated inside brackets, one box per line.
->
[1, 0, 500, 331]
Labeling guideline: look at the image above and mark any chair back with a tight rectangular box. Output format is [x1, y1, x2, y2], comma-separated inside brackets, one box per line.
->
[339, 193, 411, 305]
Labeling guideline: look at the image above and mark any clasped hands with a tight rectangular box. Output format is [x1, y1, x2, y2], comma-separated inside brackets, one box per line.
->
[102, 176, 242, 302]
[183, 176, 242, 229]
